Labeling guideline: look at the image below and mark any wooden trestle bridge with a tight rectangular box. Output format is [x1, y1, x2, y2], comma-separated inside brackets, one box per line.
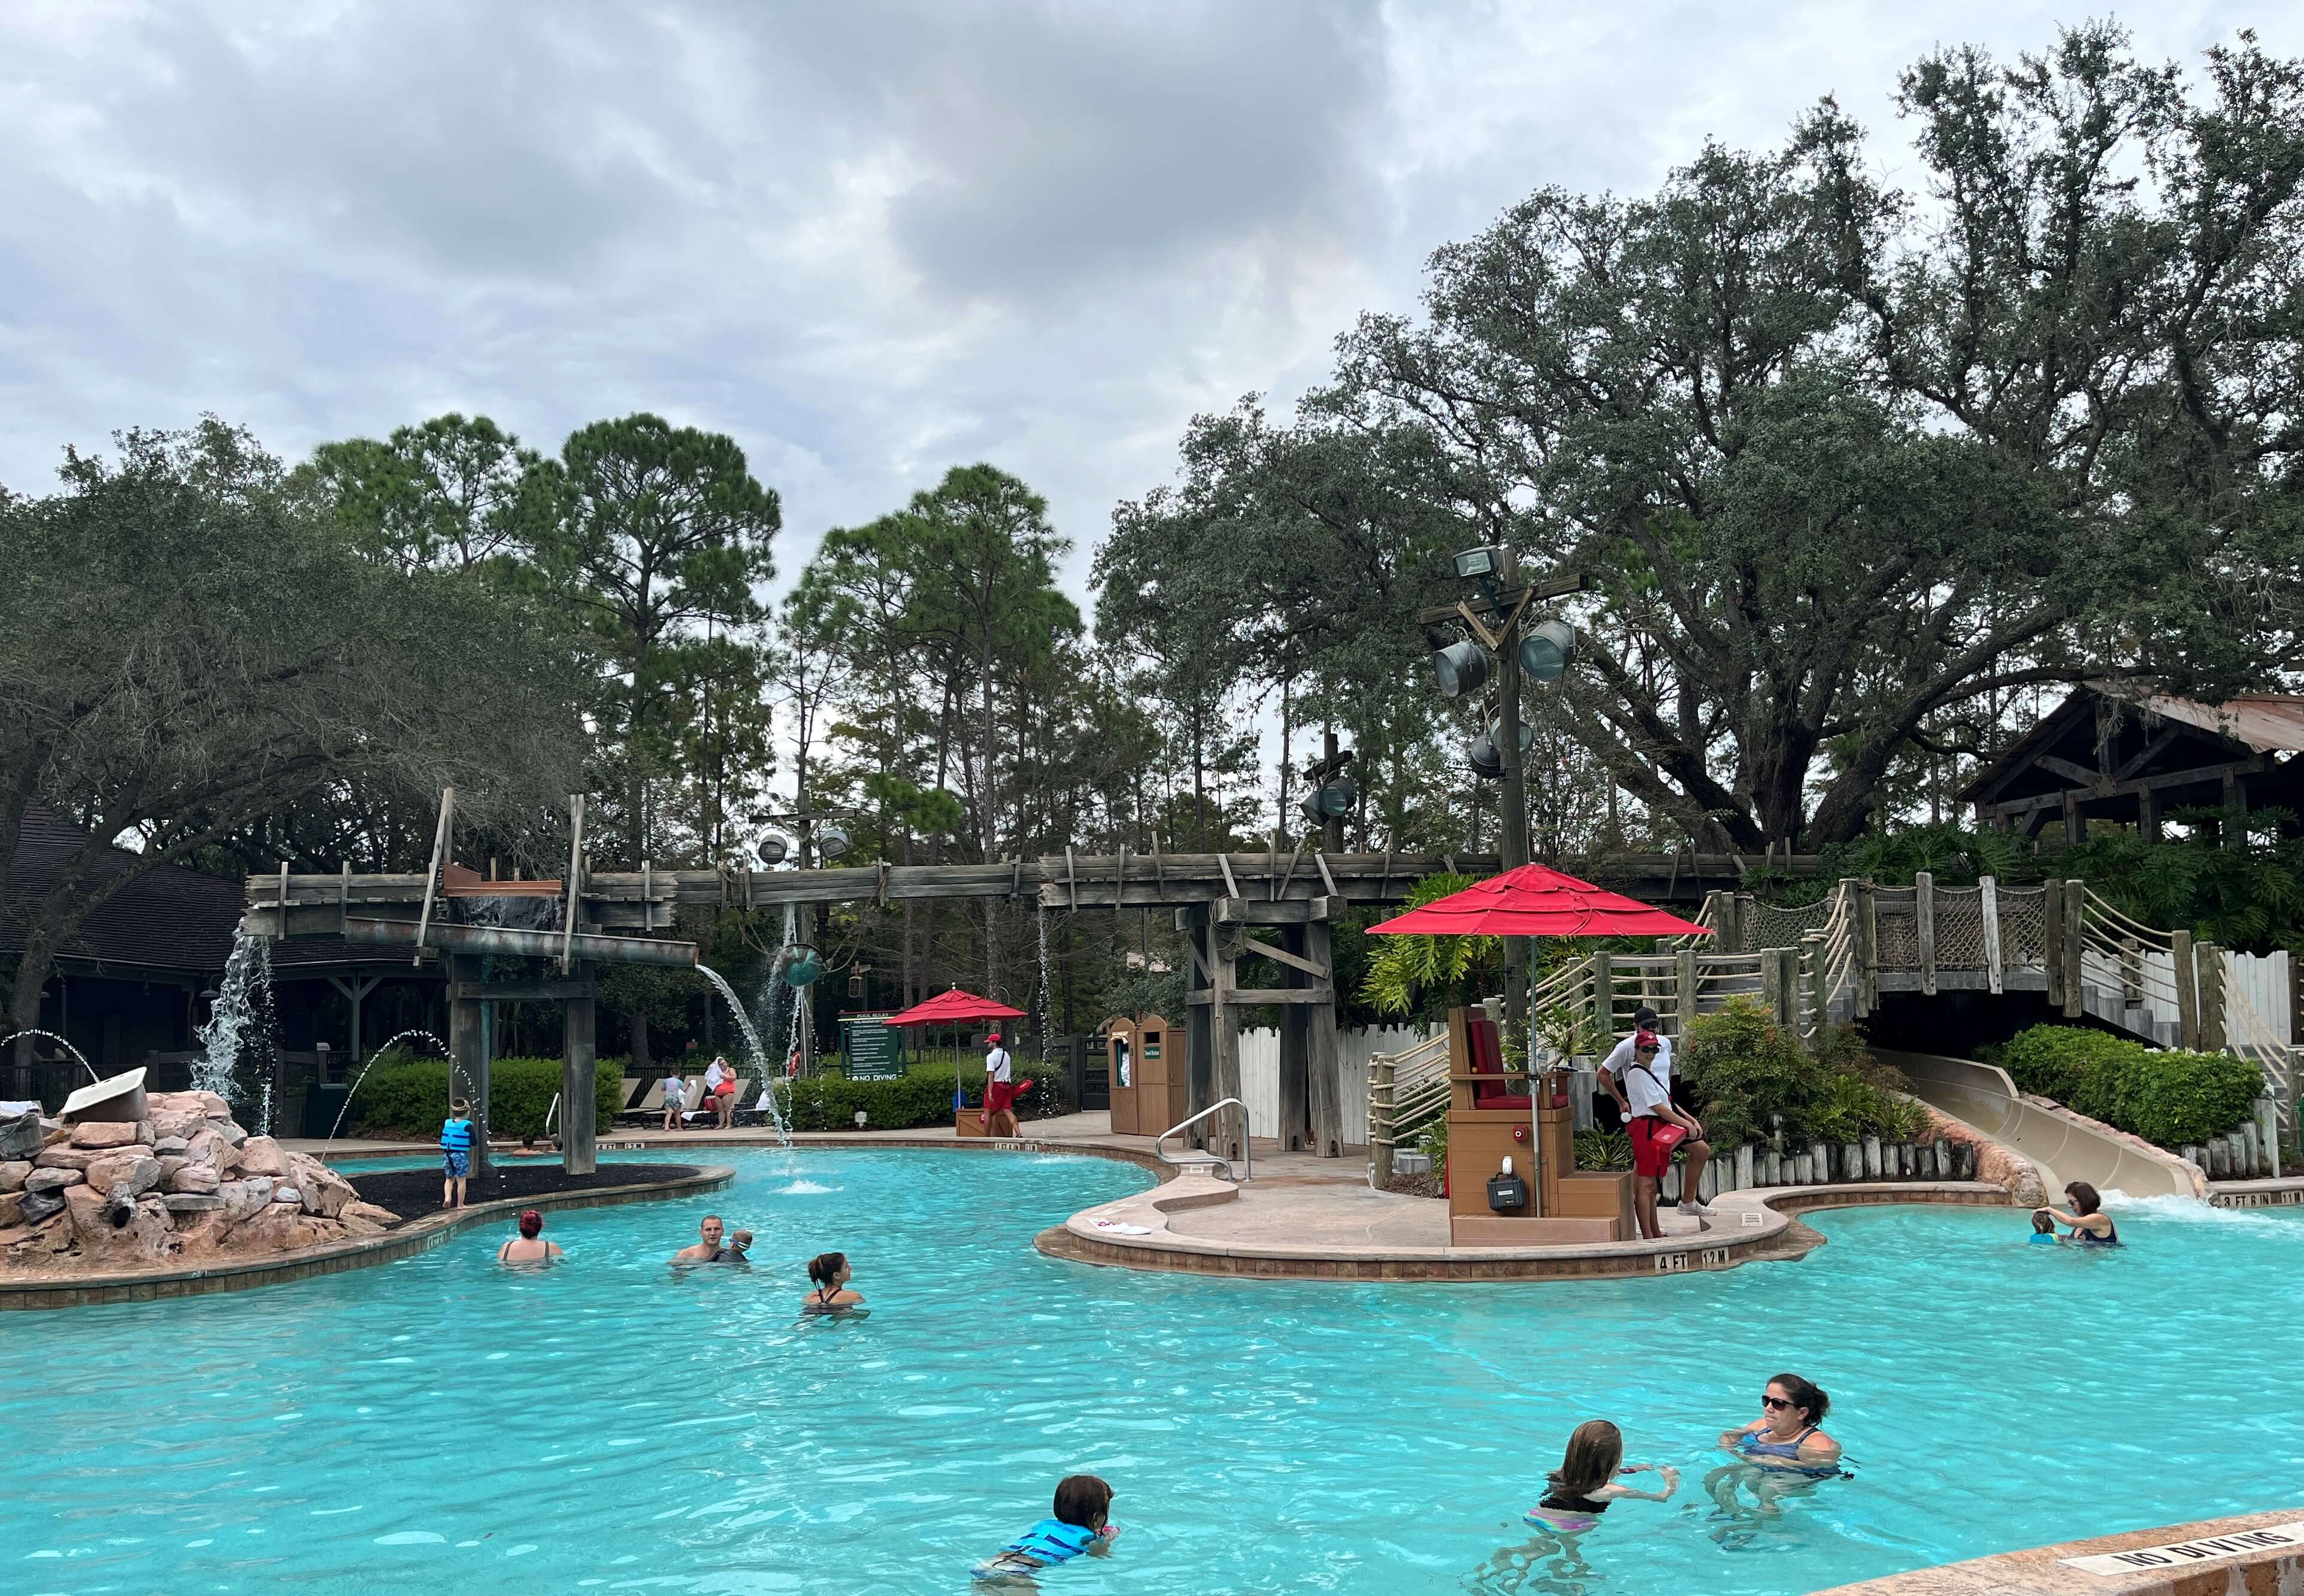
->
[243, 846, 1825, 1173]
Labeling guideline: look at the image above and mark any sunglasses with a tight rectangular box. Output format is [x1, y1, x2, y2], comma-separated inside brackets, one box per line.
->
[1760, 1395, 1794, 1412]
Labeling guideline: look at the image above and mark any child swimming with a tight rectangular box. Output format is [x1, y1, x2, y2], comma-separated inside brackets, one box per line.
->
[2030, 1209, 2060, 1243]
[973, 1474, 1119, 1584]
[800, 1251, 864, 1313]
[1467, 1421, 1676, 1591]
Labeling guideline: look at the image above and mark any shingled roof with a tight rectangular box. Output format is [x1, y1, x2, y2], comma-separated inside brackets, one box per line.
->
[1, 805, 247, 977]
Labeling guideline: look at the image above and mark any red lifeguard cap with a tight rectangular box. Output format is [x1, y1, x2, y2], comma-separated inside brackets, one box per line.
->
[1634, 1028, 1660, 1050]
[987, 1032, 1002, 1043]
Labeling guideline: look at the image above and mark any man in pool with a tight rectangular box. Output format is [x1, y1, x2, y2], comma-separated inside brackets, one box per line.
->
[671, 1215, 752, 1264]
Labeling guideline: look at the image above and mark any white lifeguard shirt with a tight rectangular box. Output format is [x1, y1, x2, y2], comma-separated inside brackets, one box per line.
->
[986, 1046, 1012, 1085]
[1598, 1034, 1673, 1119]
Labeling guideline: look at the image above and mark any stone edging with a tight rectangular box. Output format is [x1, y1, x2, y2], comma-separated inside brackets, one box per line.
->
[1037, 1180, 2012, 1283]
[1805, 1505, 2304, 1595]
[0, 1164, 734, 1311]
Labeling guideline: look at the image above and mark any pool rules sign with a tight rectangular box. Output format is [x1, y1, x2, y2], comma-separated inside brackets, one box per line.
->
[2060, 1519, 2304, 1577]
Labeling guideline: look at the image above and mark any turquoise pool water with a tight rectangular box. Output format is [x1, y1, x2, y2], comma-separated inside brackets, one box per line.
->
[6, 1150, 2303, 1595]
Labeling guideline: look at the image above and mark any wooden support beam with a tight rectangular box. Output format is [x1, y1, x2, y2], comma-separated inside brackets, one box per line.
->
[2198, 940, 2226, 1052]
[1415, 568, 1594, 624]
[448, 953, 489, 1177]
[1189, 986, 1335, 1006]
[1675, 948, 1699, 1032]
[1915, 870, 1937, 997]
[1235, 934, 1331, 979]
[2043, 879, 2066, 1009]
[1981, 875, 2003, 995]
[1303, 919, 1343, 1158]
[413, 787, 455, 965]
[1217, 852, 1242, 900]
[1854, 880, 1878, 1017]
[560, 794, 585, 971]
[2113, 727, 2185, 783]
[2173, 928, 2199, 1048]
[2063, 791, 2083, 846]
[562, 960, 597, 1176]
[447, 981, 600, 1004]
[2061, 881, 2085, 1019]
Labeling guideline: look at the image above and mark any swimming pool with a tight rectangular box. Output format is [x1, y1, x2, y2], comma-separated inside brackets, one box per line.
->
[5, 1149, 2302, 1595]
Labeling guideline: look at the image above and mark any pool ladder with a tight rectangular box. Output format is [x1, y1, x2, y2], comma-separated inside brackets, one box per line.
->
[1156, 1098, 1252, 1183]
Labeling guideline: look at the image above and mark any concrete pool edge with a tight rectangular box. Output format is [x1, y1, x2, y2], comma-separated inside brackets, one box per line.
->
[0, 1164, 735, 1310]
[1038, 1178, 2014, 1282]
[1806, 1505, 2304, 1594]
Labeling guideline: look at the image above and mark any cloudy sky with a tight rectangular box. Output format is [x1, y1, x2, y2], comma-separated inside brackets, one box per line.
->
[2, 1, 2294, 603]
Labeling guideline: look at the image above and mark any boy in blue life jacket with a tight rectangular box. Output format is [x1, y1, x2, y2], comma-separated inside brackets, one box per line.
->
[441, 1099, 476, 1209]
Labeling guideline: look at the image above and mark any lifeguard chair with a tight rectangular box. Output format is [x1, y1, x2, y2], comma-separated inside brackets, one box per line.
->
[1443, 1005, 1634, 1246]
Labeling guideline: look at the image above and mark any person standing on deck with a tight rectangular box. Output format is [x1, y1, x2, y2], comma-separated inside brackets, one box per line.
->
[983, 1032, 1019, 1137]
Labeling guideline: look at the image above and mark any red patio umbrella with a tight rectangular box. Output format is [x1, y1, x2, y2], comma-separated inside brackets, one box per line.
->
[884, 988, 1028, 1115]
[1365, 863, 1710, 940]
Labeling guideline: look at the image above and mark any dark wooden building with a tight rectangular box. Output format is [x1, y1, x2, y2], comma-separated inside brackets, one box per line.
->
[1960, 682, 2304, 843]
[3, 807, 441, 1112]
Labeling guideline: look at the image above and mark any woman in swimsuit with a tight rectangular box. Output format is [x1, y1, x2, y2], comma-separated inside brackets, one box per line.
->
[496, 1209, 564, 1264]
[801, 1251, 864, 1312]
[1469, 1421, 1676, 1592]
[2039, 1180, 2121, 1245]
[1707, 1373, 1842, 1537]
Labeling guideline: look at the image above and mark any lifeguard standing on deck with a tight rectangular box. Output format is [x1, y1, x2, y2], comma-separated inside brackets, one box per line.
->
[983, 1032, 1019, 1137]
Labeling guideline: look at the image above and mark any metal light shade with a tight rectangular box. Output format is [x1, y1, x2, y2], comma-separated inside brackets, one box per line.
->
[1433, 640, 1490, 698]
[756, 834, 789, 865]
[1516, 620, 1575, 682]
[1487, 717, 1536, 755]
[783, 946, 824, 987]
[815, 821, 852, 860]
[1304, 779, 1356, 819]
[1466, 734, 1505, 780]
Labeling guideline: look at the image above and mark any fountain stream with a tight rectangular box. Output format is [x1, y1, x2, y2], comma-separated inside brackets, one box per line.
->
[320, 1029, 450, 1156]
[194, 925, 274, 1127]
[696, 964, 791, 1146]
[0, 1029, 100, 1085]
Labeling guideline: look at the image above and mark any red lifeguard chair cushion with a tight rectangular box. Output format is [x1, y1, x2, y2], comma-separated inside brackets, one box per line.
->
[1467, 1016, 1526, 1111]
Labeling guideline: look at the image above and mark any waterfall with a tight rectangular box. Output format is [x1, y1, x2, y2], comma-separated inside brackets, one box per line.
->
[194, 925, 274, 1124]
[1035, 904, 1054, 1062]
[697, 964, 791, 1146]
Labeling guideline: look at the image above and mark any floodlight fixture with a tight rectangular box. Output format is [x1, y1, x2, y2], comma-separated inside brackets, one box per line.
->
[1298, 778, 1358, 824]
[815, 820, 852, 860]
[757, 834, 790, 865]
[1487, 718, 1537, 755]
[1516, 619, 1576, 683]
[1433, 640, 1491, 698]
[1466, 734, 1506, 781]
[1453, 545, 1512, 583]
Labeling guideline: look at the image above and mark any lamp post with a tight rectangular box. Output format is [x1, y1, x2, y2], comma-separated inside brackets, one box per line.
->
[1422, 552, 1591, 1029]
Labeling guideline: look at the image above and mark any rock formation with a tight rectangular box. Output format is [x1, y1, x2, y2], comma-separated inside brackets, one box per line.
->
[0, 1092, 400, 1273]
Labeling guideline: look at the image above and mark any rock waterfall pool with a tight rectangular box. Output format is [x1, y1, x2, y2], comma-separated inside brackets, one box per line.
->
[5, 1149, 2302, 1595]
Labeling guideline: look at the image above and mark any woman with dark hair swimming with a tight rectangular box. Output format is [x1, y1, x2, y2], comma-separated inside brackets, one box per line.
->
[2038, 1181, 2121, 1244]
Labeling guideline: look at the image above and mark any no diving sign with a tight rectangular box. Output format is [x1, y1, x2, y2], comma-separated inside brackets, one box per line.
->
[2059, 1519, 2304, 1576]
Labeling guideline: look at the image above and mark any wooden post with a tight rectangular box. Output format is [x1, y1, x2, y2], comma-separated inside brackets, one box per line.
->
[1980, 875, 2003, 994]
[562, 959, 597, 1175]
[1184, 904, 1213, 1136]
[1369, 1054, 1395, 1187]
[2061, 882, 2085, 1019]
[2121, 938, 2143, 1005]
[1590, 949, 1615, 1040]
[2196, 938, 2225, 1053]
[2225, 770, 2247, 847]
[2043, 879, 2065, 1009]
[2137, 783, 2160, 841]
[1801, 933, 1826, 1041]
[2172, 928, 2198, 1047]
[1915, 871, 1937, 997]
[1277, 923, 1309, 1153]
[1304, 919, 1343, 1158]
[2062, 791, 2082, 846]
[449, 953, 490, 1178]
[1675, 948, 1699, 1032]
[1856, 881, 1878, 1016]
[1210, 925, 1242, 1159]
[412, 786, 456, 965]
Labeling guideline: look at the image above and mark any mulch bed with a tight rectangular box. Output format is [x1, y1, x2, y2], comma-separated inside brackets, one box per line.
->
[349, 1162, 709, 1221]
[1383, 1171, 1444, 1200]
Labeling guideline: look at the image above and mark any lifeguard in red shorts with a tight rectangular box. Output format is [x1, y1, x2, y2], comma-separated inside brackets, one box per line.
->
[1599, 1026, 1712, 1241]
[982, 1032, 1030, 1138]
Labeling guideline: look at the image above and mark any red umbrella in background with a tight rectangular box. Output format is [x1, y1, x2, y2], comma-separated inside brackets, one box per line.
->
[1366, 863, 1710, 940]
[885, 988, 1028, 1115]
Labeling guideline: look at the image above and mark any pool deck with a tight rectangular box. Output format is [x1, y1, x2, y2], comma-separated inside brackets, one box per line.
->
[1808, 1505, 2304, 1595]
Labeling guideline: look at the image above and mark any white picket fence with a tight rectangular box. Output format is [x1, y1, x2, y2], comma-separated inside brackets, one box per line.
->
[1236, 1023, 1441, 1149]
[2082, 948, 2294, 1047]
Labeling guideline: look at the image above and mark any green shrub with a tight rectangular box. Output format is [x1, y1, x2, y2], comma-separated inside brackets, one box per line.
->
[343, 1053, 625, 1140]
[1988, 1025, 2261, 1147]
[1678, 998, 1922, 1149]
[779, 1065, 1067, 1133]
[1415, 1116, 1449, 1168]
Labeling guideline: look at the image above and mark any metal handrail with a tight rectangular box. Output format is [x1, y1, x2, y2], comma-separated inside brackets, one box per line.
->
[1156, 1097, 1252, 1183]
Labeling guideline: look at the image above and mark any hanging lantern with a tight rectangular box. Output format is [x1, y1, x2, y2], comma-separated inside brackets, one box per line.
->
[1433, 641, 1491, 699]
[1516, 620, 1575, 683]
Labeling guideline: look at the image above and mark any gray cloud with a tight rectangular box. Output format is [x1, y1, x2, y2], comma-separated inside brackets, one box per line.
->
[2, 0, 2296, 607]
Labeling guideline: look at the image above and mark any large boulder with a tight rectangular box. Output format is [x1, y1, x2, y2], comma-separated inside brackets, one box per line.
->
[148, 1112, 204, 1143]
[152, 1135, 189, 1155]
[0, 1191, 20, 1229]
[16, 1189, 65, 1225]
[290, 1159, 358, 1219]
[208, 1118, 249, 1149]
[231, 1206, 336, 1253]
[85, 1153, 161, 1199]
[188, 1091, 232, 1118]
[0, 1160, 31, 1193]
[69, 1120, 146, 1150]
[63, 1183, 172, 1260]
[0, 1111, 45, 1161]
[343, 1200, 401, 1228]
[219, 1177, 276, 1226]
[163, 1193, 223, 1212]
[237, 1137, 286, 1177]
[169, 1163, 220, 1195]
[183, 1127, 241, 1173]
[23, 1167, 83, 1194]
[32, 1146, 110, 1172]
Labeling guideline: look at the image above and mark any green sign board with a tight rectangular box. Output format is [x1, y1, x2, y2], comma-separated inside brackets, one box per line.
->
[843, 1015, 903, 1080]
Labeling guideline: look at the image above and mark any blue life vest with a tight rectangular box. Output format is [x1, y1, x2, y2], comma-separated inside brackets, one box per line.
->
[440, 1117, 474, 1152]
[1003, 1519, 1098, 1565]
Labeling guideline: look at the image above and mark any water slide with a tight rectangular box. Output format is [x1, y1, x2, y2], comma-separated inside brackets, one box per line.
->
[1872, 1049, 2201, 1201]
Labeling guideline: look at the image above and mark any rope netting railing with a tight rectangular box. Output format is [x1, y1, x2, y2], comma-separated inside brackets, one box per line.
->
[1931, 886, 1987, 968]
[1747, 896, 1834, 952]
[1998, 886, 2048, 966]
